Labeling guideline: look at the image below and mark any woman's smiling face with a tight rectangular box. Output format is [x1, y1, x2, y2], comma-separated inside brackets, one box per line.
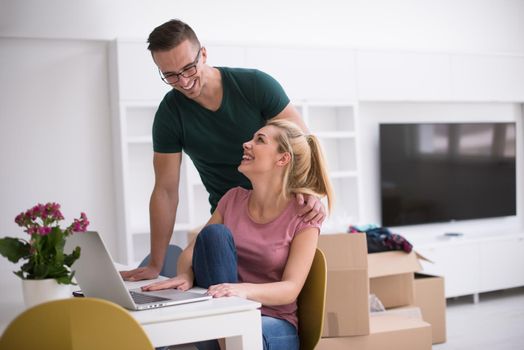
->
[238, 125, 288, 176]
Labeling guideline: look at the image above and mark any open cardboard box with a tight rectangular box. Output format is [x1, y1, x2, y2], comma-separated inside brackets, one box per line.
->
[316, 313, 432, 350]
[368, 250, 425, 308]
[317, 233, 370, 337]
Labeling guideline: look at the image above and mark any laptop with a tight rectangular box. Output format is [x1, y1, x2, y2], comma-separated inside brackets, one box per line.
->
[65, 231, 211, 310]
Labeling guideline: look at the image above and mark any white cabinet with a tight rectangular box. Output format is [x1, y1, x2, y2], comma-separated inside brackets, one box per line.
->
[418, 242, 481, 298]
[356, 50, 452, 101]
[296, 102, 361, 232]
[245, 47, 357, 101]
[417, 233, 524, 298]
[478, 236, 524, 292]
[113, 40, 171, 101]
[450, 54, 524, 101]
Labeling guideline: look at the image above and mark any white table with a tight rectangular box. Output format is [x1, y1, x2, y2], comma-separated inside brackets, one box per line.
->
[0, 280, 262, 350]
[123, 278, 262, 349]
[130, 295, 262, 349]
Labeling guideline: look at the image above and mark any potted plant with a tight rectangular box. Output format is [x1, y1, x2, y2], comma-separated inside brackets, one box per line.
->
[0, 202, 89, 307]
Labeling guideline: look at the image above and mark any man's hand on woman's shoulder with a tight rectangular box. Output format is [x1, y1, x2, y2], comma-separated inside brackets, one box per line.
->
[295, 193, 326, 225]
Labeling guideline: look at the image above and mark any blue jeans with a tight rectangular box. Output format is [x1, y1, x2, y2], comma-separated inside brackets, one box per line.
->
[193, 224, 238, 288]
[192, 224, 299, 350]
[261, 316, 299, 350]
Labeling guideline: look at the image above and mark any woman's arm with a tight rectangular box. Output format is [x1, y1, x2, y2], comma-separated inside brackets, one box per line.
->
[206, 227, 319, 305]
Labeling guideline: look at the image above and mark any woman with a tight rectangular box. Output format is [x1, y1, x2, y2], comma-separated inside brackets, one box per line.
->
[142, 119, 334, 350]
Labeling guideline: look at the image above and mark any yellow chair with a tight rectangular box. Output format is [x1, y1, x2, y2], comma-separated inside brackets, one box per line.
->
[297, 248, 327, 350]
[0, 297, 154, 350]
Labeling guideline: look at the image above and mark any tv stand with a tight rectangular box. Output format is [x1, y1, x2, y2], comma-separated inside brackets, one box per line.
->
[411, 230, 524, 301]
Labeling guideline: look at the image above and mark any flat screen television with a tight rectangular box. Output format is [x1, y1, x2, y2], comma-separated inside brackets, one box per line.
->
[380, 122, 517, 227]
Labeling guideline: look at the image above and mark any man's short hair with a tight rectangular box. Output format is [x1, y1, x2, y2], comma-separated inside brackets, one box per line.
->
[147, 19, 200, 52]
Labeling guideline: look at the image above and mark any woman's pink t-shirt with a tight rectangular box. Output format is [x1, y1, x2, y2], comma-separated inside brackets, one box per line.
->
[216, 186, 320, 328]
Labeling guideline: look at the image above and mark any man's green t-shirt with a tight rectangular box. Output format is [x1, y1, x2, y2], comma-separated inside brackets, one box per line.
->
[152, 67, 290, 212]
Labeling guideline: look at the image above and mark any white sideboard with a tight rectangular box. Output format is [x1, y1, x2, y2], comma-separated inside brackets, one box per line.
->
[414, 231, 524, 299]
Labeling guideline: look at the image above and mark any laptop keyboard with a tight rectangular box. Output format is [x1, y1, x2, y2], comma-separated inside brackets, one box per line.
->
[129, 290, 171, 305]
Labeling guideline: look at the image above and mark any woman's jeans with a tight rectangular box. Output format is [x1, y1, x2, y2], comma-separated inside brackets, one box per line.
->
[192, 224, 299, 350]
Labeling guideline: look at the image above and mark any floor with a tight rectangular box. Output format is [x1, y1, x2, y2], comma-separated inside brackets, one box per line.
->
[434, 287, 524, 350]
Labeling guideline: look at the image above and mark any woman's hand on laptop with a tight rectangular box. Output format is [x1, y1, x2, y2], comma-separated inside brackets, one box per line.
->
[120, 266, 160, 281]
[141, 273, 194, 292]
[206, 283, 249, 299]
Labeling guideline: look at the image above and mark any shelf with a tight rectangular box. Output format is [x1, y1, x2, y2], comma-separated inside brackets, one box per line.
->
[125, 105, 156, 139]
[127, 136, 152, 144]
[319, 138, 357, 172]
[330, 170, 358, 178]
[129, 222, 194, 235]
[315, 131, 356, 139]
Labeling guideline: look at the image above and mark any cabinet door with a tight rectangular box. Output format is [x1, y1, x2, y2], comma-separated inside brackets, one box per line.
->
[245, 47, 357, 101]
[115, 40, 171, 101]
[356, 50, 452, 101]
[417, 243, 480, 298]
[451, 54, 524, 101]
[205, 45, 246, 68]
[478, 236, 524, 292]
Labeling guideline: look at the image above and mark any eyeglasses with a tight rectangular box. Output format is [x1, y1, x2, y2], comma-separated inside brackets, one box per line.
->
[159, 47, 202, 85]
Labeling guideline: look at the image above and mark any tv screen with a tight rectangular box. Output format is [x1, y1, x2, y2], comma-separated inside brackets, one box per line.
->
[380, 122, 516, 227]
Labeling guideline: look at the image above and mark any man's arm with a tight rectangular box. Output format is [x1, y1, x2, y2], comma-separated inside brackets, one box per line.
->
[121, 152, 182, 281]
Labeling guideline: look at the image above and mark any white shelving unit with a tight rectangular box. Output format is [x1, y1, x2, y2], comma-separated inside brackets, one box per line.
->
[111, 100, 207, 265]
[296, 101, 361, 233]
[115, 99, 361, 264]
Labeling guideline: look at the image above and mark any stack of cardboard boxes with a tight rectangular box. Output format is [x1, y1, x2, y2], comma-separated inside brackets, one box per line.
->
[316, 233, 446, 349]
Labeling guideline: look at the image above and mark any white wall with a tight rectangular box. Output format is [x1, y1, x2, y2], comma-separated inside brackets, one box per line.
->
[2, 0, 524, 54]
[0, 38, 115, 300]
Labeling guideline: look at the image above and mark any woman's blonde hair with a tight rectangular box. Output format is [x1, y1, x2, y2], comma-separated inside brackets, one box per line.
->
[267, 119, 334, 214]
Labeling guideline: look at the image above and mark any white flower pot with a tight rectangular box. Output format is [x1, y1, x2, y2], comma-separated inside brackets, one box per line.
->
[22, 279, 72, 308]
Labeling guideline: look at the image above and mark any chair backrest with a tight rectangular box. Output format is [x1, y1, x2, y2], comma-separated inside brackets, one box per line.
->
[0, 297, 154, 350]
[297, 248, 327, 350]
[139, 244, 183, 277]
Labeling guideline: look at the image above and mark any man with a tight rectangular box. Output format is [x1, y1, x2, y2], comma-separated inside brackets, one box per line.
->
[121, 19, 325, 281]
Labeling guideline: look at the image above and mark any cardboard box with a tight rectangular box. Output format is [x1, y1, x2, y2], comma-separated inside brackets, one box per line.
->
[317, 233, 370, 337]
[316, 314, 432, 350]
[372, 305, 423, 320]
[368, 251, 422, 308]
[414, 273, 447, 344]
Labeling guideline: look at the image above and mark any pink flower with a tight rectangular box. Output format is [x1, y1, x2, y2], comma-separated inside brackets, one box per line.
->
[14, 213, 24, 226]
[71, 212, 89, 233]
[3, 202, 89, 284]
[37, 226, 52, 236]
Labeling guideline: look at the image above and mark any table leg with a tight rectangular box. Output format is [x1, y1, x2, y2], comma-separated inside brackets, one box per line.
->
[224, 310, 262, 350]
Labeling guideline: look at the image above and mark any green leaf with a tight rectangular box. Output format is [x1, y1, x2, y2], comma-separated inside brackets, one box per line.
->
[32, 263, 50, 279]
[56, 274, 73, 285]
[0, 237, 30, 263]
[64, 246, 81, 267]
